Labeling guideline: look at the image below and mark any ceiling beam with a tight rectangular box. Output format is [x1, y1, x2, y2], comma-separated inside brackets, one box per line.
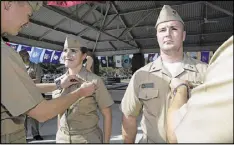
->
[107, 1, 200, 17]
[80, 36, 96, 42]
[37, 5, 85, 40]
[80, 5, 98, 22]
[93, 31, 233, 42]
[200, 3, 206, 46]
[38, 18, 68, 41]
[111, 2, 140, 49]
[26, 16, 232, 46]
[205, 1, 233, 17]
[8, 34, 222, 56]
[94, 45, 220, 56]
[104, 15, 231, 31]
[28, 6, 231, 45]
[93, 2, 111, 52]
[102, 14, 118, 30]
[7, 34, 63, 51]
[43, 4, 138, 49]
[109, 41, 117, 50]
[18, 33, 64, 46]
[30, 19, 77, 37]
[76, 18, 103, 36]
[118, 10, 155, 39]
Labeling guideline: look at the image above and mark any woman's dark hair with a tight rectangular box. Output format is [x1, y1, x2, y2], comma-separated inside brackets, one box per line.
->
[87, 48, 92, 52]
[2, 37, 9, 42]
[80, 47, 88, 54]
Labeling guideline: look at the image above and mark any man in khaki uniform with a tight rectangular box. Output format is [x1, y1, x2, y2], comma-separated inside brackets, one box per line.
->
[53, 36, 113, 143]
[121, 5, 208, 143]
[167, 36, 233, 143]
[1, 1, 96, 143]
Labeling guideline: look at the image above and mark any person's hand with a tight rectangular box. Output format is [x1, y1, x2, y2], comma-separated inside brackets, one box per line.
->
[59, 74, 81, 89]
[170, 78, 189, 92]
[77, 81, 96, 97]
[169, 78, 189, 109]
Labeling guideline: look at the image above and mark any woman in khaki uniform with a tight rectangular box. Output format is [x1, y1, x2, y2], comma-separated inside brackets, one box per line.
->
[53, 36, 114, 143]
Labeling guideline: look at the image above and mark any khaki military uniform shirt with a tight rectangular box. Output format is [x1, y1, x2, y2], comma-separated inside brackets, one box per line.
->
[174, 36, 233, 143]
[53, 67, 114, 143]
[1, 39, 44, 143]
[121, 53, 208, 143]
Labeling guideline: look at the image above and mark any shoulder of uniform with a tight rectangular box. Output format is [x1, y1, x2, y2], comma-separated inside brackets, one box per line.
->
[86, 71, 101, 81]
[192, 58, 208, 67]
[190, 57, 208, 72]
[132, 62, 153, 78]
[137, 62, 153, 72]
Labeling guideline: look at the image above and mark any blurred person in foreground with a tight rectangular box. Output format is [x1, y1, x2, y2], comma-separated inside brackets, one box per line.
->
[167, 35, 233, 143]
[1, 1, 96, 143]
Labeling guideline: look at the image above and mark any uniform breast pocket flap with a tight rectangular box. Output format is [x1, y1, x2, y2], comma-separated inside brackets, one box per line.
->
[138, 89, 159, 100]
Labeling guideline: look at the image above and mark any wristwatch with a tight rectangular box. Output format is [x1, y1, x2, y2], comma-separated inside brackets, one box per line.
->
[54, 79, 62, 90]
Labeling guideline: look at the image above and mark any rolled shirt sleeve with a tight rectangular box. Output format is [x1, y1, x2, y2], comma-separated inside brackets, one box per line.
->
[1, 43, 44, 117]
[94, 77, 114, 109]
[120, 72, 142, 117]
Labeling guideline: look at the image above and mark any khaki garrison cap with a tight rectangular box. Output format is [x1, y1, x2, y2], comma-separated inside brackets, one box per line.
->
[155, 5, 184, 28]
[64, 35, 81, 49]
[28, 1, 43, 12]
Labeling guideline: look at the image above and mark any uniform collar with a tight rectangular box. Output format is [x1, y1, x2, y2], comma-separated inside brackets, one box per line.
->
[65, 66, 88, 80]
[149, 53, 198, 77]
[182, 53, 198, 72]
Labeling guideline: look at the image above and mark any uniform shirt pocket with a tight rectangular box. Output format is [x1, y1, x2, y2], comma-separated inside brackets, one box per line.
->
[138, 89, 159, 100]
[138, 89, 161, 116]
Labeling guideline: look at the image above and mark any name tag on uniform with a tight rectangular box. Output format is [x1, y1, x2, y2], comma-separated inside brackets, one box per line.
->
[141, 83, 154, 88]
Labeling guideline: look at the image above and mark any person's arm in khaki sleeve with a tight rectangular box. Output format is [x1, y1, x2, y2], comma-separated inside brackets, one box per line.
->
[51, 90, 64, 130]
[28, 81, 96, 122]
[167, 78, 189, 143]
[2, 61, 96, 123]
[95, 78, 114, 143]
[121, 73, 142, 143]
